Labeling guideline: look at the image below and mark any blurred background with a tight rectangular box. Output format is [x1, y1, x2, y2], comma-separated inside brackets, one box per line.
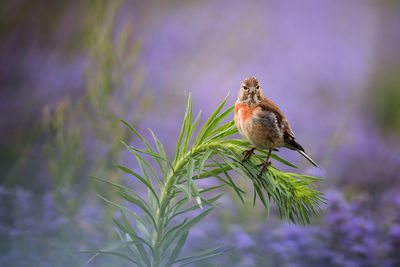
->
[1, 0, 400, 266]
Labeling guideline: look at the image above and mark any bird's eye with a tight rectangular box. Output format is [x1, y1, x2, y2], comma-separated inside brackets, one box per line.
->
[243, 86, 248, 90]
[256, 86, 260, 89]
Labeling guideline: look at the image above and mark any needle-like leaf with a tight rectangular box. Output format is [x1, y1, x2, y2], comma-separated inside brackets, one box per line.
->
[88, 94, 325, 266]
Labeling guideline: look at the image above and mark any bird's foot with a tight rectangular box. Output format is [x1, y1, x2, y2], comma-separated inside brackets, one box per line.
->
[258, 160, 271, 175]
[242, 148, 256, 162]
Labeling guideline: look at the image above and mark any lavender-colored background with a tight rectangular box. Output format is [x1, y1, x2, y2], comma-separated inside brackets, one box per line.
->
[1, 0, 400, 266]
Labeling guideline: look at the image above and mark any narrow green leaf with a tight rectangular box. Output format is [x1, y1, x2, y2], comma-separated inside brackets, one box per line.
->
[120, 120, 150, 148]
[162, 208, 214, 250]
[119, 192, 156, 227]
[212, 158, 244, 203]
[131, 147, 169, 164]
[170, 196, 190, 218]
[291, 174, 324, 181]
[215, 151, 246, 179]
[219, 138, 251, 147]
[199, 184, 225, 194]
[120, 140, 161, 183]
[194, 165, 233, 180]
[96, 194, 149, 235]
[186, 158, 195, 200]
[170, 193, 223, 220]
[198, 106, 235, 144]
[253, 182, 268, 209]
[120, 119, 165, 175]
[161, 218, 189, 250]
[80, 240, 148, 266]
[194, 95, 228, 146]
[80, 250, 140, 266]
[175, 95, 191, 163]
[206, 125, 238, 143]
[173, 246, 223, 264]
[187, 111, 202, 145]
[174, 184, 191, 201]
[182, 95, 193, 154]
[177, 208, 214, 234]
[200, 193, 224, 207]
[112, 218, 153, 251]
[201, 169, 245, 194]
[166, 231, 189, 266]
[148, 128, 168, 176]
[116, 164, 160, 205]
[209, 119, 235, 136]
[120, 211, 151, 266]
[197, 149, 213, 175]
[270, 153, 298, 168]
[93, 177, 150, 210]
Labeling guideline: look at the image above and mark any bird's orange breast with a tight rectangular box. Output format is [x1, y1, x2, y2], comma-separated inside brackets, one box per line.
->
[235, 103, 256, 124]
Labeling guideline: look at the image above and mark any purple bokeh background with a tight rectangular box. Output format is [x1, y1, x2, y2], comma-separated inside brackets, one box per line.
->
[1, 0, 400, 266]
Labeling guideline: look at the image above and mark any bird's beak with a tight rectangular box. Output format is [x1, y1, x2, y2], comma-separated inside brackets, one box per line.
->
[250, 87, 256, 93]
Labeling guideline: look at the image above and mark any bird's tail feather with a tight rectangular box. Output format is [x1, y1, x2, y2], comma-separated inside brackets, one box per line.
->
[297, 150, 319, 168]
[285, 138, 318, 168]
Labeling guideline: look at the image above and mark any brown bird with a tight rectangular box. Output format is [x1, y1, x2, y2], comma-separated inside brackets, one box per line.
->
[234, 76, 318, 174]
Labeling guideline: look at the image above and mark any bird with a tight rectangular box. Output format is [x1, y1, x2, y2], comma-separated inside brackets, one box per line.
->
[234, 76, 318, 174]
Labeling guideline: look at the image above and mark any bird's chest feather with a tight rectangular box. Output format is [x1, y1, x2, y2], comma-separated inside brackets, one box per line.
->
[235, 104, 258, 134]
[235, 103, 283, 148]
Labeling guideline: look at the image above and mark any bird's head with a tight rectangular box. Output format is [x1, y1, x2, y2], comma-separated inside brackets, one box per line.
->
[238, 76, 264, 104]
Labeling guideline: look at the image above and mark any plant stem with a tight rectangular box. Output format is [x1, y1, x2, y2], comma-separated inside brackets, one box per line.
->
[150, 143, 222, 267]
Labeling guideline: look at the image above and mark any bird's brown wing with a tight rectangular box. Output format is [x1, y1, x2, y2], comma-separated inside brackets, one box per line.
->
[257, 98, 295, 139]
[258, 98, 319, 167]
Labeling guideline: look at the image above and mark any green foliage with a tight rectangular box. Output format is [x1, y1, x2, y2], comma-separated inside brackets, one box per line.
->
[43, 0, 150, 217]
[368, 64, 400, 136]
[86, 95, 325, 266]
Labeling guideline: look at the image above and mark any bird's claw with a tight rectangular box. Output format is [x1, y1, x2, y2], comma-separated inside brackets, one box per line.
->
[258, 161, 271, 175]
[241, 148, 256, 162]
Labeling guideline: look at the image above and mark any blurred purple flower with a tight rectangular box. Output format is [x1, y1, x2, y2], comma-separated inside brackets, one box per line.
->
[0, 187, 110, 266]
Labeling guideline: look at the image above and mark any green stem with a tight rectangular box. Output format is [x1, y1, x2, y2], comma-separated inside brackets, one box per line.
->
[150, 143, 222, 267]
